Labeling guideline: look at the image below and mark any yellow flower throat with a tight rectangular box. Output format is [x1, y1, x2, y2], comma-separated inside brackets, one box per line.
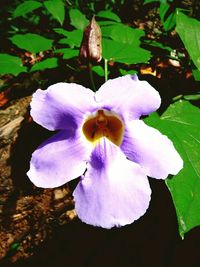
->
[82, 109, 124, 146]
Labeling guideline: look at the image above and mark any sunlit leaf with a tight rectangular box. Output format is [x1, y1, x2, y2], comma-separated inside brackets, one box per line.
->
[0, 54, 26, 76]
[44, 0, 65, 25]
[102, 38, 151, 64]
[10, 33, 53, 53]
[176, 12, 200, 71]
[30, 58, 58, 71]
[145, 101, 200, 238]
[13, 0, 42, 18]
[97, 10, 121, 22]
[69, 9, 88, 30]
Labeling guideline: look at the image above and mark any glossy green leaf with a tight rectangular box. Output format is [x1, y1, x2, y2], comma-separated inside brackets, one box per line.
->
[10, 33, 53, 53]
[69, 9, 88, 30]
[44, 0, 65, 25]
[58, 29, 83, 48]
[159, 2, 176, 31]
[145, 101, 200, 238]
[13, 0, 42, 18]
[176, 12, 200, 71]
[0, 54, 26, 76]
[102, 38, 151, 64]
[30, 58, 58, 71]
[97, 10, 121, 22]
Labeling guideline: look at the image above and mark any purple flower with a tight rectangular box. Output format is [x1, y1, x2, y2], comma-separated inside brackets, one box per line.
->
[27, 75, 183, 228]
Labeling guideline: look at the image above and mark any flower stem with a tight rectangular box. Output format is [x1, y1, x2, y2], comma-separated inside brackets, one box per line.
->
[88, 62, 96, 91]
[104, 59, 108, 82]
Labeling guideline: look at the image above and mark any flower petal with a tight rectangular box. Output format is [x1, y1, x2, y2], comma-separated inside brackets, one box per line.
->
[27, 130, 92, 188]
[31, 83, 95, 131]
[121, 120, 183, 179]
[95, 75, 161, 119]
[73, 138, 151, 228]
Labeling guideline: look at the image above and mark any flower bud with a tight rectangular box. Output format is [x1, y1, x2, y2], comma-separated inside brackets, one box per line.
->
[79, 16, 102, 63]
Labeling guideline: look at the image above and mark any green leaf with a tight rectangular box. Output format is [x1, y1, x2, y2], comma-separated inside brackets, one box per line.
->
[54, 28, 69, 36]
[55, 48, 79, 59]
[30, 58, 58, 71]
[10, 242, 20, 251]
[119, 68, 137, 76]
[144, 0, 168, 3]
[44, 0, 65, 25]
[192, 68, 200, 81]
[145, 101, 200, 238]
[58, 29, 83, 47]
[159, 2, 176, 31]
[92, 65, 105, 77]
[101, 25, 115, 38]
[69, 9, 88, 30]
[176, 12, 200, 71]
[183, 94, 200, 101]
[144, 40, 173, 52]
[101, 24, 144, 46]
[0, 54, 26, 76]
[143, 0, 159, 4]
[10, 33, 53, 53]
[102, 38, 151, 64]
[13, 0, 42, 18]
[97, 10, 121, 22]
[98, 20, 118, 26]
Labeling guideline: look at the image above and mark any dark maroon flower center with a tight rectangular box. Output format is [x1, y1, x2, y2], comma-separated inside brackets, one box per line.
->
[82, 109, 124, 146]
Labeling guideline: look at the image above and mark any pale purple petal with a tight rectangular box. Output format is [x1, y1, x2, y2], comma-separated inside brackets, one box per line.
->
[31, 83, 96, 131]
[95, 75, 161, 119]
[73, 138, 151, 229]
[27, 130, 93, 188]
[121, 120, 183, 179]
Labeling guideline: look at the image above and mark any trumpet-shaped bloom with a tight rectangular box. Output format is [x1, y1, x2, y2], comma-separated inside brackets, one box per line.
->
[27, 75, 183, 228]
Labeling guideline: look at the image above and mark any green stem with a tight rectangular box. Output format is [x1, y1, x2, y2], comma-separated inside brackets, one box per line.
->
[172, 94, 183, 102]
[88, 62, 96, 91]
[104, 59, 108, 82]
